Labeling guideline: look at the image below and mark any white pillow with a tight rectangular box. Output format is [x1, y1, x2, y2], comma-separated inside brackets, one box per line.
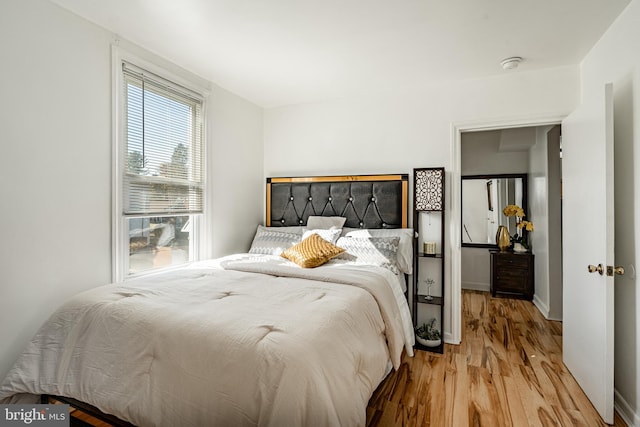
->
[306, 216, 347, 229]
[248, 225, 302, 255]
[336, 236, 400, 275]
[302, 228, 342, 244]
[342, 228, 414, 274]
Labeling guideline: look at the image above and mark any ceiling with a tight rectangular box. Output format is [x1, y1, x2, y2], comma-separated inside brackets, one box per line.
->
[50, 0, 630, 108]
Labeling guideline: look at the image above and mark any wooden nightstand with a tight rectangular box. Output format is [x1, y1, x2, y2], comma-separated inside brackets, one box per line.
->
[490, 250, 534, 300]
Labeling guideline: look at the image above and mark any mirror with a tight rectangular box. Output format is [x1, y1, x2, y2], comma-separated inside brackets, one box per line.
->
[462, 174, 528, 247]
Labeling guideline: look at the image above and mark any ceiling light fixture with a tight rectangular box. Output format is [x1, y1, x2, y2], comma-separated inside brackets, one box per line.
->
[501, 56, 523, 70]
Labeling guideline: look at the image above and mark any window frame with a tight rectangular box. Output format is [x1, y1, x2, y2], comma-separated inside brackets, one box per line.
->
[112, 46, 209, 282]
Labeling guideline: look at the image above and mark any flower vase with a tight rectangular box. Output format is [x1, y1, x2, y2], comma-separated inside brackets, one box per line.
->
[496, 225, 510, 251]
[513, 242, 527, 253]
[514, 231, 531, 252]
[524, 231, 531, 252]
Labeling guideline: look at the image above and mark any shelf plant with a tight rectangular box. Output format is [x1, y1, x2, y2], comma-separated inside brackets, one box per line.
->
[415, 318, 441, 347]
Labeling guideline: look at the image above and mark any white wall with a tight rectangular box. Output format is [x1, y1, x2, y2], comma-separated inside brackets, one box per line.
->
[461, 130, 531, 176]
[0, 0, 263, 380]
[460, 248, 492, 292]
[529, 126, 553, 318]
[579, 1, 640, 424]
[0, 0, 112, 381]
[545, 126, 563, 321]
[264, 67, 579, 342]
[208, 85, 264, 256]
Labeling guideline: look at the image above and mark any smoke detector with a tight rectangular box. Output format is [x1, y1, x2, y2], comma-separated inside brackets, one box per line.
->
[501, 57, 523, 70]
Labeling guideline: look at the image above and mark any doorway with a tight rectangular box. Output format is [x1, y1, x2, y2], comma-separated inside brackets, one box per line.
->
[449, 116, 564, 344]
[460, 125, 562, 318]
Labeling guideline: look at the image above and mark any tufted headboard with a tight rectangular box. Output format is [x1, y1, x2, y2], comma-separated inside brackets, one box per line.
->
[266, 174, 408, 229]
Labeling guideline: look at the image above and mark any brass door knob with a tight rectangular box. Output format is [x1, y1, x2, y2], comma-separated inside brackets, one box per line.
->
[607, 265, 625, 276]
[588, 264, 604, 275]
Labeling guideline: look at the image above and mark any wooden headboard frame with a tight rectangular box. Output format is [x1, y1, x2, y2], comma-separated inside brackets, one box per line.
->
[266, 174, 408, 229]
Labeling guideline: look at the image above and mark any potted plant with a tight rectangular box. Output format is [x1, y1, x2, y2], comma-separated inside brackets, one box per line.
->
[502, 204, 535, 252]
[415, 318, 441, 347]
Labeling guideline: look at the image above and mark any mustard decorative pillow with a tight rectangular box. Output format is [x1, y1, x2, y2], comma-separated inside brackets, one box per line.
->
[281, 233, 345, 268]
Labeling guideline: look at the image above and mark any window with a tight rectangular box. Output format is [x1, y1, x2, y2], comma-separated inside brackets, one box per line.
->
[115, 55, 206, 280]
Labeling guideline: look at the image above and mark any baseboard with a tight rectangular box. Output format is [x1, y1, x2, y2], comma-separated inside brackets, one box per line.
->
[443, 331, 459, 345]
[461, 281, 490, 292]
[615, 388, 640, 427]
[532, 294, 550, 319]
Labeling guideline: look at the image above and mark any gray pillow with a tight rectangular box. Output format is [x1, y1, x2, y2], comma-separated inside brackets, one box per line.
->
[336, 236, 400, 274]
[342, 228, 413, 274]
[248, 225, 302, 255]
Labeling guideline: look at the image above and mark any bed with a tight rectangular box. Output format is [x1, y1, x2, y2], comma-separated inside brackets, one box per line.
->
[0, 174, 414, 427]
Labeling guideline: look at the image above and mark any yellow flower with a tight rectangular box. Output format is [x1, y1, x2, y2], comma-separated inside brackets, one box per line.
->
[503, 204, 525, 218]
[517, 220, 535, 232]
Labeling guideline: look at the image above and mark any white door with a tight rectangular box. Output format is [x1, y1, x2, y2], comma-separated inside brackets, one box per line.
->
[562, 83, 615, 423]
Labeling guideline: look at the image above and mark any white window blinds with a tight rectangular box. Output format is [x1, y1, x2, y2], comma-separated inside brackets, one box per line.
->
[122, 62, 204, 216]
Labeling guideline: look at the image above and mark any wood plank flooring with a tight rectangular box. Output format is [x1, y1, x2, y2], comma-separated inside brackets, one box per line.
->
[366, 290, 626, 427]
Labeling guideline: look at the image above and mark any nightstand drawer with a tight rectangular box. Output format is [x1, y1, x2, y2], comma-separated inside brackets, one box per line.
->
[495, 255, 529, 269]
[495, 268, 527, 281]
[494, 275, 528, 293]
[490, 251, 534, 300]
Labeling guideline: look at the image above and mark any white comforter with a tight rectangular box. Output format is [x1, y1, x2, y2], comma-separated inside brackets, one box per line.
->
[0, 255, 414, 427]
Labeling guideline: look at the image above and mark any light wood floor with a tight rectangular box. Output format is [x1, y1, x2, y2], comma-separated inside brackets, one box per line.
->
[366, 290, 626, 427]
